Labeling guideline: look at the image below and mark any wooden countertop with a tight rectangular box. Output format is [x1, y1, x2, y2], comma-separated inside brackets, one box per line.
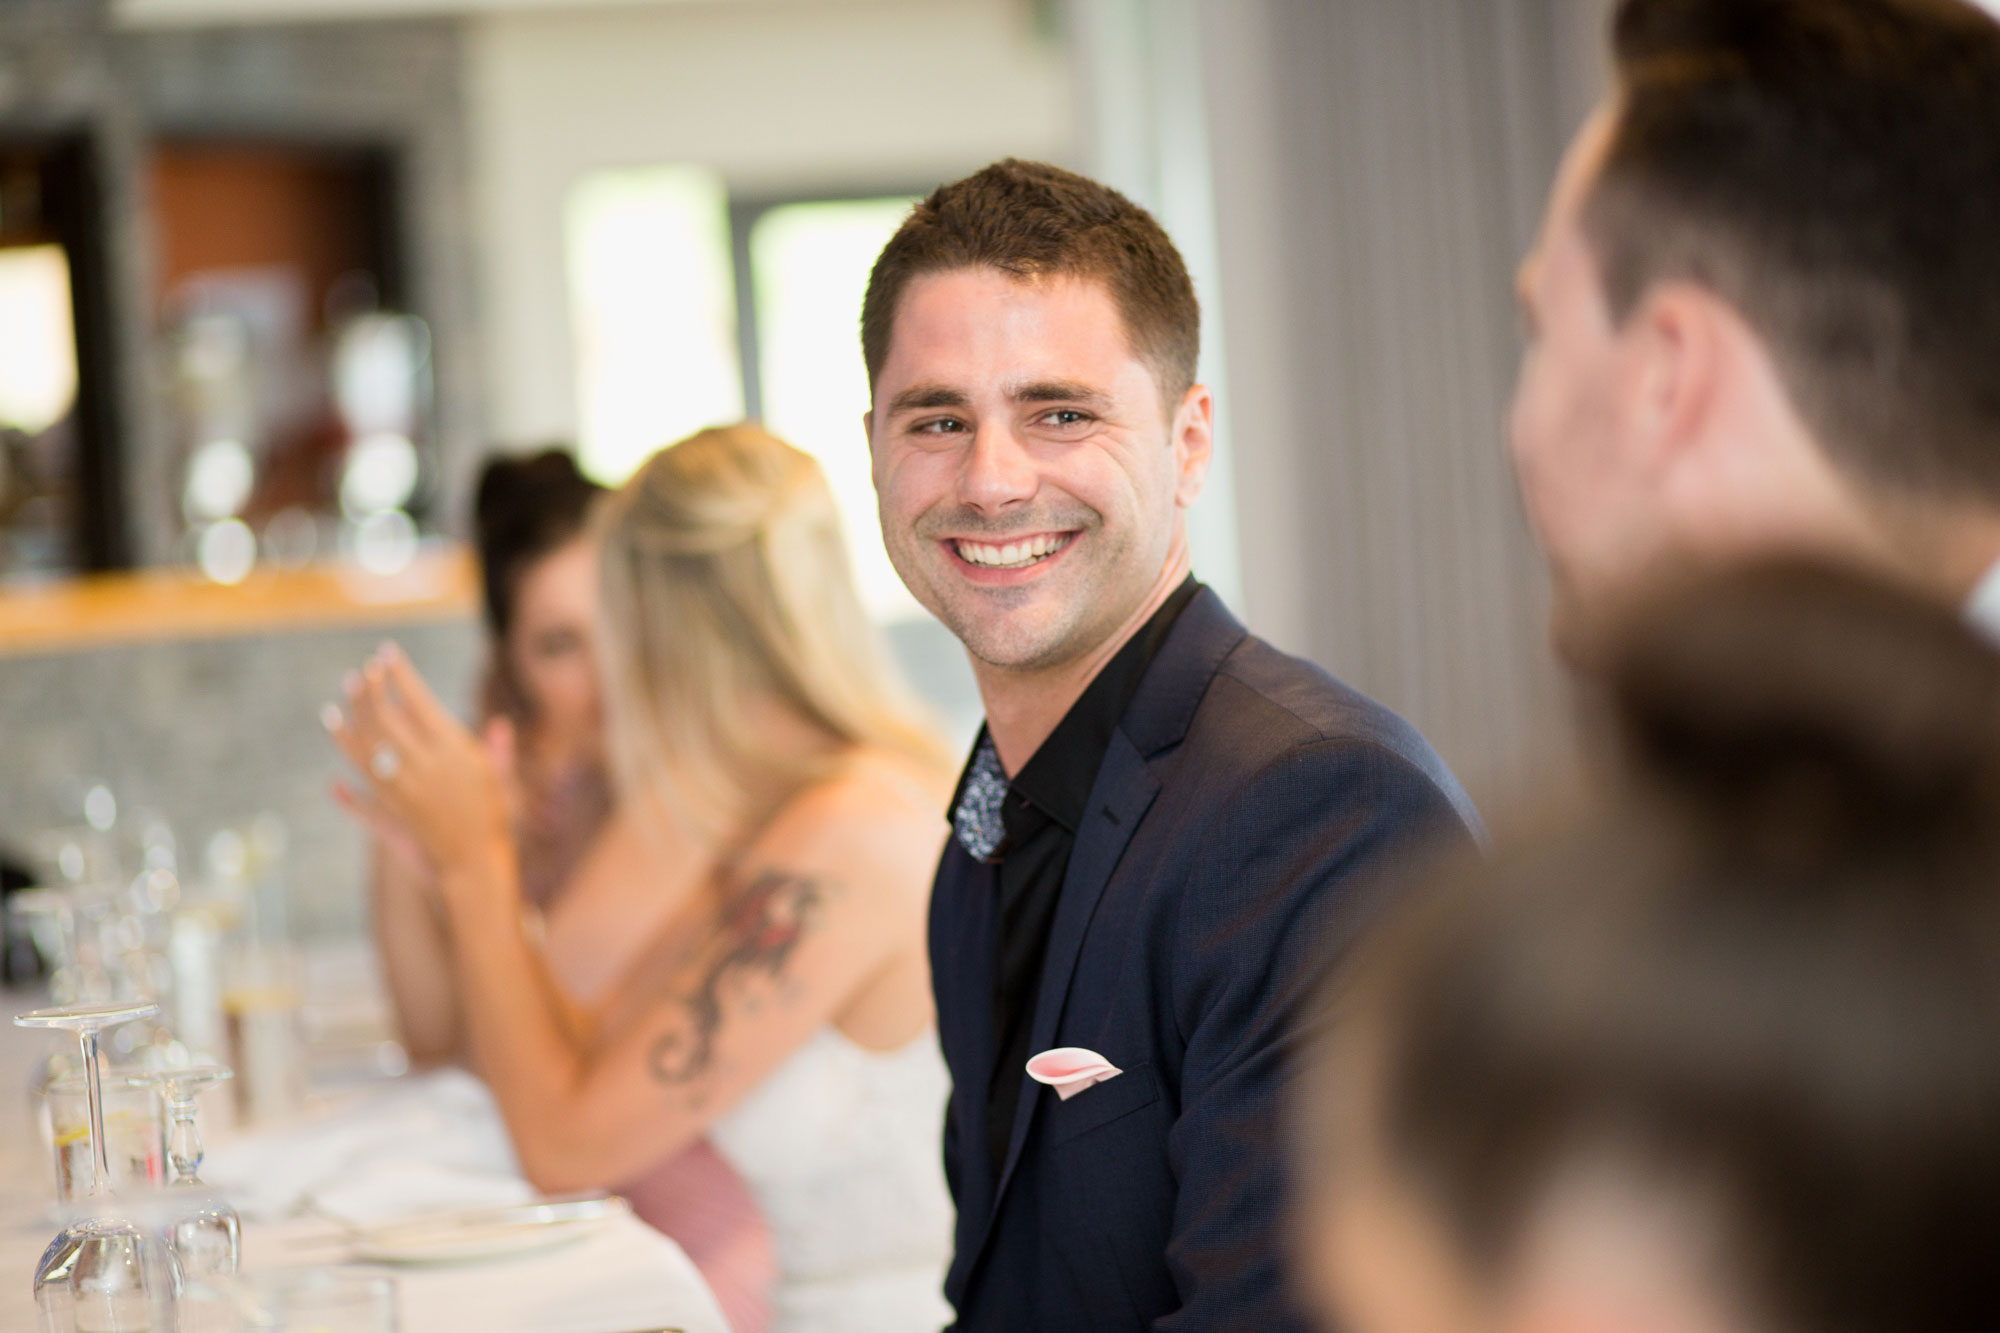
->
[0, 547, 477, 658]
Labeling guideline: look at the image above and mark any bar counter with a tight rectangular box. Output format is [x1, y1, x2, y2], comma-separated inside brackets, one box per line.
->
[0, 549, 478, 659]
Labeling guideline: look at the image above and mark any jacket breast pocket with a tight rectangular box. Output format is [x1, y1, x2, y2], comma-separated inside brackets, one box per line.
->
[1047, 1059, 1162, 1147]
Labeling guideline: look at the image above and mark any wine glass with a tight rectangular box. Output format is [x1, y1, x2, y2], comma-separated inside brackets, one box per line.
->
[15, 999, 179, 1333]
[9, 886, 88, 1006]
[127, 1064, 240, 1277]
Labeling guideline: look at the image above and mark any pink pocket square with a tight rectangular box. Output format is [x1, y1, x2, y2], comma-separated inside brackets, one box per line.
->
[1026, 1047, 1125, 1102]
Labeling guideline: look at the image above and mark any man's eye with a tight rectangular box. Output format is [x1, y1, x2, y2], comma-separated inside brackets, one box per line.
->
[915, 418, 967, 435]
[1042, 409, 1091, 428]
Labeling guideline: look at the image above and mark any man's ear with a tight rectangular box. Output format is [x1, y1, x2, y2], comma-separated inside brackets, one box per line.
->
[1624, 282, 1725, 480]
[1173, 385, 1215, 508]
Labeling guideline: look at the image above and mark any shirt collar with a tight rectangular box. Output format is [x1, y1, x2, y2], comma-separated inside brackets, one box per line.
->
[1007, 576, 1203, 833]
[1967, 555, 2000, 648]
[946, 576, 1202, 854]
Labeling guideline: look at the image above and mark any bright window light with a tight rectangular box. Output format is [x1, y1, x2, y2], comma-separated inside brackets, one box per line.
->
[750, 196, 920, 623]
[0, 245, 79, 436]
[566, 166, 744, 484]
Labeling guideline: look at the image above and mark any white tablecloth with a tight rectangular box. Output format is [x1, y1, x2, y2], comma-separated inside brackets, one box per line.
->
[0, 996, 730, 1333]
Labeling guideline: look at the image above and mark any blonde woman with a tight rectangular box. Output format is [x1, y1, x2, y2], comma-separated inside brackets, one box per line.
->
[352, 447, 778, 1333]
[329, 425, 959, 1332]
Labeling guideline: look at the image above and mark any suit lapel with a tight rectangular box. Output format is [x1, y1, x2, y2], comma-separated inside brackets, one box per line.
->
[988, 731, 1160, 1211]
[956, 589, 1247, 1286]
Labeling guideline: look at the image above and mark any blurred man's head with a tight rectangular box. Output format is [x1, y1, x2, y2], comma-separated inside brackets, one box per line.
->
[1511, 0, 2000, 656]
[862, 160, 1213, 677]
[1297, 561, 2000, 1333]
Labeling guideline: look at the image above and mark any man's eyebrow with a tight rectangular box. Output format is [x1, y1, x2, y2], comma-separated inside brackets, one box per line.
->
[1013, 380, 1112, 408]
[886, 384, 971, 414]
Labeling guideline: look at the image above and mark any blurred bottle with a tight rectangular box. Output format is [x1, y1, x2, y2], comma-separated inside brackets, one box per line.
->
[169, 902, 233, 1064]
[223, 945, 305, 1126]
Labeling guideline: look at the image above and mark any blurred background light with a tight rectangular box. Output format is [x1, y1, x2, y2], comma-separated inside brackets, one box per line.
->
[339, 432, 420, 517]
[183, 438, 255, 521]
[351, 508, 418, 575]
[196, 517, 257, 584]
[260, 505, 317, 569]
[0, 244, 78, 435]
[333, 314, 429, 436]
[177, 313, 250, 384]
[83, 784, 116, 832]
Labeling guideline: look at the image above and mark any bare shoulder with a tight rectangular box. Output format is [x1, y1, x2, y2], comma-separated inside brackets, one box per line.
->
[739, 748, 953, 906]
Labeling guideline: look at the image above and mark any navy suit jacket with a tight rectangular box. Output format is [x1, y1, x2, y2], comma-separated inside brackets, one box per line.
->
[931, 589, 1482, 1331]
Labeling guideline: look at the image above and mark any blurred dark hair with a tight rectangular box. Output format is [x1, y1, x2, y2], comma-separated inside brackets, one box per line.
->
[1587, 0, 2000, 499]
[472, 448, 605, 641]
[1306, 561, 2000, 1333]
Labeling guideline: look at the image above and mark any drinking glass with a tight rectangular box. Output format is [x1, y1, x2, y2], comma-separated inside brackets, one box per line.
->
[127, 1065, 240, 1278]
[236, 1269, 397, 1332]
[10, 885, 88, 1006]
[15, 1000, 180, 1333]
[13, 888, 91, 1149]
[43, 1075, 166, 1202]
[222, 946, 305, 1125]
[172, 1270, 400, 1333]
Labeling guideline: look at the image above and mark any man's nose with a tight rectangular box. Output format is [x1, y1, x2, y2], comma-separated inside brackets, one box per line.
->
[957, 424, 1038, 513]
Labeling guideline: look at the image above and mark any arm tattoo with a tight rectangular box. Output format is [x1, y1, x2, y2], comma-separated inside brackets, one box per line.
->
[648, 869, 828, 1089]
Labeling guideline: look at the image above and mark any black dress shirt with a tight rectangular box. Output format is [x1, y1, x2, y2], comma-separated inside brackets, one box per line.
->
[948, 576, 1201, 1177]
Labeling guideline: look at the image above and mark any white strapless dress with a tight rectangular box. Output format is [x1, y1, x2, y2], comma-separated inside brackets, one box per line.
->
[708, 1028, 955, 1333]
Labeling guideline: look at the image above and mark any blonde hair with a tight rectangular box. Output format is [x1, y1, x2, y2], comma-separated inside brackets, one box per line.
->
[594, 423, 951, 839]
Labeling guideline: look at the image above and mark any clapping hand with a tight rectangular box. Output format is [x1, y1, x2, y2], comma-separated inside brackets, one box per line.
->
[325, 643, 520, 903]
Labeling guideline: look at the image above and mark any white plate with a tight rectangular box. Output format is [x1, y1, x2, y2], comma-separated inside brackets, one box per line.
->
[350, 1215, 608, 1265]
[343, 1195, 629, 1266]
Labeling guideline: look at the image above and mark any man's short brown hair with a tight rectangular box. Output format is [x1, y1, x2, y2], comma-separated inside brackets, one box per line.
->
[861, 159, 1201, 406]
[1585, 0, 2000, 501]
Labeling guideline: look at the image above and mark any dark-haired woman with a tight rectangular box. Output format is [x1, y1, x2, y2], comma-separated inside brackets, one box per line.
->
[354, 448, 777, 1333]
[366, 448, 612, 1065]
[1296, 561, 2000, 1333]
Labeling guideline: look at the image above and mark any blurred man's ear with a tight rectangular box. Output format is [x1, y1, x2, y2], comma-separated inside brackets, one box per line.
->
[1172, 385, 1215, 510]
[1622, 282, 1729, 482]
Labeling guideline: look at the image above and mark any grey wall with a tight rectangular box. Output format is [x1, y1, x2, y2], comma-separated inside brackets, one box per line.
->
[0, 618, 481, 938]
[1201, 0, 1615, 810]
[0, 613, 984, 941]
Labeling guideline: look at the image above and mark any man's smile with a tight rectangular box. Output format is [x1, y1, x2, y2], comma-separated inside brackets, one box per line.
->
[944, 531, 1078, 573]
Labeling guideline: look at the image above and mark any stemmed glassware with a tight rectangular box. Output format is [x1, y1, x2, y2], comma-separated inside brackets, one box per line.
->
[127, 1064, 240, 1278]
[10, 886, 90, 1008]
[15, 1000, 179, 1333]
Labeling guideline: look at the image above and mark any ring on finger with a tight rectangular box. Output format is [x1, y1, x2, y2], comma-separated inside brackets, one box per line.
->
[370, 742, 402, 781]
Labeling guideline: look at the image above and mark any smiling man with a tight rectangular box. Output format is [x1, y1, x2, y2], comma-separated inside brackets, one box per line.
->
[862, 160, 1482, 1331]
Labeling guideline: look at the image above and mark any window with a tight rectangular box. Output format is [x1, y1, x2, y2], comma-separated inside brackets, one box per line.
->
[564, 173, 921, 622]
[565, 166, 744, 486]
[748, 197, 922, 622]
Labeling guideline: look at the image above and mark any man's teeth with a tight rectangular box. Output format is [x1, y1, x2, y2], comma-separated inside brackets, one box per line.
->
[956, 534, 1073, 569]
